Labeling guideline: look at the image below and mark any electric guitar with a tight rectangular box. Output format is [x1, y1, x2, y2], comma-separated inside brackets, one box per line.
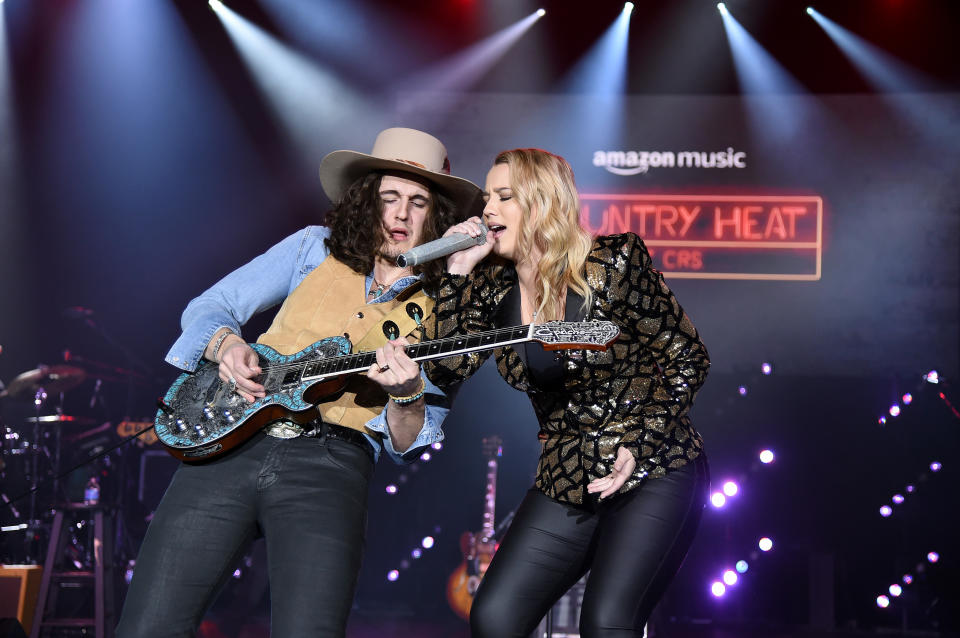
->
[155, 321, 620, 461]
[447, 436, 502, 620]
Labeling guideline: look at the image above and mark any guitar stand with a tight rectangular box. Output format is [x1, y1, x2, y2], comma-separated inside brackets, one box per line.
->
[30, 502, 115, 638]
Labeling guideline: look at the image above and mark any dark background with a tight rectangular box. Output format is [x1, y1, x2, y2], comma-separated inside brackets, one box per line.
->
[1, 0, 958, 635]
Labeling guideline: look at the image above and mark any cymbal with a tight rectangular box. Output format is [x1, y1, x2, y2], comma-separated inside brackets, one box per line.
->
[0, 365, 87, 399]
[24, 414, 97, 427]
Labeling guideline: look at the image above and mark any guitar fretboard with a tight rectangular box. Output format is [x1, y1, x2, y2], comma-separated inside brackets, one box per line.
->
[296, 325, 533, 382]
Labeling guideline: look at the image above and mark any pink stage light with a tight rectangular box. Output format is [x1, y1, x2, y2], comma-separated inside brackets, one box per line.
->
[385, 484, 398, 494]
[879, 505, 892, 517]
[902, 393, 912, 405]
[722, 481, 739, 497]
[422, 536, 435, 549]
[711, 581, 726, 597]
[927, 551, 939, 563]
[710, 492, 727, 508]
[758, 537, 773, 552]
[761, 362, 772, 375]
[387, 570, 399, 581]
[889, 404, 900, 417]
[876, 595, 890, 608]
[759, 449, 775, 464]
[723, 570, 738, 586]
[892, 494, 904, 505]
[889, 584, 902, 597]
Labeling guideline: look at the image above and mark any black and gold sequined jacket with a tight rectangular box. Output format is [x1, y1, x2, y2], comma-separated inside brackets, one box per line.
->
[426, 233, 709, 506]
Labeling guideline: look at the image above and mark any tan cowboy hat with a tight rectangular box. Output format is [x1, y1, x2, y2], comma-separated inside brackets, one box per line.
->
[319, 127, 482, 213]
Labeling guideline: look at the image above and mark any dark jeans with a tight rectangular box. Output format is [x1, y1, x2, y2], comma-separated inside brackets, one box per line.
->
[116, 430, 373, 638]
[471, 453, 709, 638]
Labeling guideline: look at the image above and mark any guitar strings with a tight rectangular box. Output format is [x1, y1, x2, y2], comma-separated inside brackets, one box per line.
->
[249, 324, 537, 378]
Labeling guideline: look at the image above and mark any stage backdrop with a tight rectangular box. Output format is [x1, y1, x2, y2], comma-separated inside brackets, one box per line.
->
[393, 91, 960, 381]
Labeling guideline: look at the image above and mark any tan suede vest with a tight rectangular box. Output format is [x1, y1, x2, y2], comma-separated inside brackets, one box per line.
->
[257, 257, 427, 435]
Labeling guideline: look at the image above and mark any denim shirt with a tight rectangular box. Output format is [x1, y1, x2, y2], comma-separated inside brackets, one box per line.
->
[165, 225, 447, 464]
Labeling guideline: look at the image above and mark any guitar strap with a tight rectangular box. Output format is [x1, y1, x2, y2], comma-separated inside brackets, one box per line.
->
[353, 283, 435, 352]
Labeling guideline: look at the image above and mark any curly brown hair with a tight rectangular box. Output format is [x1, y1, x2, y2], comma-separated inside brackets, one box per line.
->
[323, 171, 459, 293]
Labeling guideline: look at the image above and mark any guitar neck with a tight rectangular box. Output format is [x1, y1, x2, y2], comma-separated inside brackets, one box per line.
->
[480, 458, 498, 542]
[300, 324, 535, 382]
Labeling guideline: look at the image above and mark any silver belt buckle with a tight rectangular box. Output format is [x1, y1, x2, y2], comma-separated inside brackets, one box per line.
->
[263, 421, 304, 439]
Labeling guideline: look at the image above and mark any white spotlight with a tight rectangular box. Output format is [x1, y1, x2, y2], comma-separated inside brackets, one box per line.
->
[537, 8, 546, 17]
[717, 2, 728, 13]
[806, 7, 814, 16]
[624, 2, 634, 12]
[209, 0, 223, 9]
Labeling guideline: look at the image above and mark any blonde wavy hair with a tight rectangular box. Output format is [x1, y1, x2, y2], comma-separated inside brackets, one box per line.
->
[494, 148, 594, 321]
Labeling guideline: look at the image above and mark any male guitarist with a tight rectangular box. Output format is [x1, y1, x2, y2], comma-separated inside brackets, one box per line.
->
[116, 128, 482, 637]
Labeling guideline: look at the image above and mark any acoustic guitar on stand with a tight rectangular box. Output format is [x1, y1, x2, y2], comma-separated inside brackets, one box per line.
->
[447, 435, 503, 620]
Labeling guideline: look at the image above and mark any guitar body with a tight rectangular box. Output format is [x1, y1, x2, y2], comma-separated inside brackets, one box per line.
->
[155, 338, 350, 461]
[446, 534, 497, 620]
[446, 561, 474, 621]
[447, 436, 503, 620]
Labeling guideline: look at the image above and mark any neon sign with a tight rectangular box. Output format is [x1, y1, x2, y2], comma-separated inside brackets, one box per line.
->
[580, 194, 823, 280]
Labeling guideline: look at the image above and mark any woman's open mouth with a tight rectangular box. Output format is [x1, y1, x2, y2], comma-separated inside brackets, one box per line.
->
[488, 224, 506, 239]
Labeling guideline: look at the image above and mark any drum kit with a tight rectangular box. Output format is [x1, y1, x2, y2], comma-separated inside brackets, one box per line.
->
[0, 358, 156, 564]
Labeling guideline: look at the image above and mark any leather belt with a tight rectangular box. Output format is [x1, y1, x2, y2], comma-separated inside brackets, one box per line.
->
[264, 419, 375, 463]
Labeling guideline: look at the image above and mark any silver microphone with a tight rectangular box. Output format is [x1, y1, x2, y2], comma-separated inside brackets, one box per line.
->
[396, 224, 487, 268]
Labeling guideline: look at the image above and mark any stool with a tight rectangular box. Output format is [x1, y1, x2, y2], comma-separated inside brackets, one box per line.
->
[30, 503, 114, 638]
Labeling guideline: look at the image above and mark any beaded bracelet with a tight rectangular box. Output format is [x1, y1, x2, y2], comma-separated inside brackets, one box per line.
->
[389, 377, 426, 405]
[211, 329, 235, 362]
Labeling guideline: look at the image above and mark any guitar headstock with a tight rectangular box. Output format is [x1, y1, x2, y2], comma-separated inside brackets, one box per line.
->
[531, 321, 620, 352]
[481, 436, 502, 461]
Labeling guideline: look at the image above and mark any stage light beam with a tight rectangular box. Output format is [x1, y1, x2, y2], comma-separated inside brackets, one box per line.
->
[807, 7, 935, 93]
[718, 5, 811, 142]
[395, 9, 544, 121]
[807, 6, 954, 151]
[210, 0, 382, 167]
[562, 6, 632, 95]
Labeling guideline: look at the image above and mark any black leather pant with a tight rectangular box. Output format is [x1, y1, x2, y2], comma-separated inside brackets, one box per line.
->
[116, 430, 373, 638]
[471, 453, 709, 638]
